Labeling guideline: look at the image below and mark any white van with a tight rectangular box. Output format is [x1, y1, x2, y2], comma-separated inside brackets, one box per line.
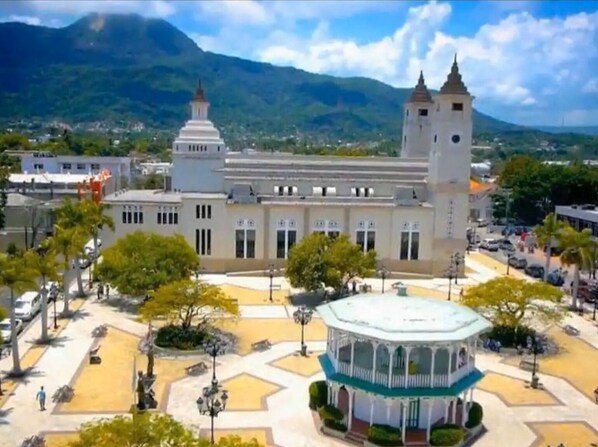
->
[14, 291, 42, 321]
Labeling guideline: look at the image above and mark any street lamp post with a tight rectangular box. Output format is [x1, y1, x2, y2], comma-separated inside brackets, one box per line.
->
[445, 266, 455, 301]
[506, 253, 512, 276]
[194, 266, 205, 282]
[53, 292, 58, 330]
[204, 338, 227, 386]
[528, 335, 541, 389]
[293, 306, 313, 356]
[196, 383, 228, 445]
[593, 297, 597, 321]
[267, 264, 277, 303]
[451, 253, 463, 285]
[378, 266, 389, 294]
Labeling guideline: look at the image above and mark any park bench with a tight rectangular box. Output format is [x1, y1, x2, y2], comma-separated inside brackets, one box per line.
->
[519, 356, 540, 372]
[270, 284, 282, 290]
[89, 345, 102, 365]
[359, 284, 372, 293]
[251, 339, 272, 351]
[20, 436, 46, 447]
[185, 362, 208, 376]
[91, 324, 108, 338]
[563, 325, 580, 336]
[52, 385, 74, 403]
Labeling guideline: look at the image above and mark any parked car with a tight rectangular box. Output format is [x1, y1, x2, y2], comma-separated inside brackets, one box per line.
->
[578, 279, 598, 303]
[499, 239, 516, 252]
[13, 291, 42, 321]
[524, 264, 545, 279]
[508, 255, 528, 269]
[546, 270, 566, 287]
[0, 318, 24, 342]
[481, 238, 499, 252]
[476, 218, 488, 228]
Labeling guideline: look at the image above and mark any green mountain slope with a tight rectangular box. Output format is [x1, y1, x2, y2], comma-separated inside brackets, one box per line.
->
[0, 13, 521, 140]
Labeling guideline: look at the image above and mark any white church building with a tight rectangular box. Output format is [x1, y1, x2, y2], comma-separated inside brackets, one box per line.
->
[101, 58, 473, 276]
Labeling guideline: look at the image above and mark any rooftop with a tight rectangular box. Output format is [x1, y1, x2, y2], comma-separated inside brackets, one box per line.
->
[317, 294, 491, 343]
[9, 173, 96, 184]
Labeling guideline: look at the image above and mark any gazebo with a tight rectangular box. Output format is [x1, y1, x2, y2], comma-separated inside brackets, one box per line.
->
[317, 294, 492, 444]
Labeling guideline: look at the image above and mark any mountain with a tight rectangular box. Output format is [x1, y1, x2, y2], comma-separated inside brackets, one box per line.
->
[0, 13, 521, 141]
[534, 126, 598, 136]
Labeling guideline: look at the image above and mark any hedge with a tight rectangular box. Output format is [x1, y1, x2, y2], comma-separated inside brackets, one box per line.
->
[308, 380, 328, 410]
[465, 402, 483, 429]
[367, 424, 403, 446]
[318, 404, 343, 421]
[486, 325, 536, 348]
[430, 424, 464, 446]
[323, 418, 347, 432]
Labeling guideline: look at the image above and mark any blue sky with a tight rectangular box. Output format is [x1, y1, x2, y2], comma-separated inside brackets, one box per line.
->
[2, 0, 598, 126]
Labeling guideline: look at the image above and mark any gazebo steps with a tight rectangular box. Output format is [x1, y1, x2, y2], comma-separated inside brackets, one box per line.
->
[345, 431, 367, 444]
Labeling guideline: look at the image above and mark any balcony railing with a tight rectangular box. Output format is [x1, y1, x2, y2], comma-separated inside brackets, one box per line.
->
[335, 360, 467, 389]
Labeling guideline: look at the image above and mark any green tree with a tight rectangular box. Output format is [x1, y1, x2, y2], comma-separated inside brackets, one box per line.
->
[97, 232, 199, 297]
[25, 244, 61, 342]
[134, 173, 165, 190]
[0, 132, 31, 151]
[140, 279, 239, 330]
[558, 226, 594, 309]
[286, 233, 377, 297]
[0, 252, 37, 375]
[533, 213, 565, 281]
[51, 225, 87, 313]
[80, 200, 114, 274]
[0, 305, 7, 344]
[462, 276, 564, 327]
[0, 166, 8, 231]
[68, 412, 264, 447]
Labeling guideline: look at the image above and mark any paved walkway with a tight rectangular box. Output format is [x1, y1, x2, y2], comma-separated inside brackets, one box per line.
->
[2, 257, 598, 447]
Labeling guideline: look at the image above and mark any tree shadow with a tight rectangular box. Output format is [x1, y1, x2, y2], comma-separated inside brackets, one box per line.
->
[6, 366, 46, 383]
[59, 309, 91, 323]
[29, 335, 71, 349]
[100, 295, 142, 315]
[0, 406, 14, 425]
[288, 290, 327, 308]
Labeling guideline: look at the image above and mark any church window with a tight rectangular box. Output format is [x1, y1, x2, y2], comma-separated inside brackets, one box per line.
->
[452, 102, 463, 111]
[406, 110, 409, 117]
[434, 135, 438, 143]
[451, 135, 461, 144]
[356, 220, 376, 253]
[400, 222, 420, 261]
[418, 108, 428, 116]
[404, 135, 407, 144]
[235, 219, 256, 259]
[276, 219, 297, 259]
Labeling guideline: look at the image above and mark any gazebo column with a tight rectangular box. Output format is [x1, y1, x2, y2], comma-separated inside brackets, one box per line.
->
[430, 346, 437, 387]
[347, 389, 355, 430]
[372, 341, 379, 381]
[350, 338, 356, 377]
[447, 344, 454, 385]
[387, 346, 394, 387]
[461, 391, 468, 426]
[426, 400, 433, 442]
[466, 338, 472, 373]
[469, 387, 475, 404]
[401, 400, 408, 445]
[444, 399, 449, 423]
[472, 338, 477, 370]
[451, 398, 457, 423]
[335, 330, 341, 368]
[369, 395, 375, 426]
[386, 400, 392, 424]
[404, 346, 412, 388]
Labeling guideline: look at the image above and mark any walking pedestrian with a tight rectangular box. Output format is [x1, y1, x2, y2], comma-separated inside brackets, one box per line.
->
[105, 283, 110, 299]
[97, 283, 104, 300]
[36, 386, 46, 411]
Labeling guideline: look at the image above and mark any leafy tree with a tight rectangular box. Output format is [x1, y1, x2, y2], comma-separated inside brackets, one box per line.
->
[140, 279, 239, 330]
[0, 252, 37, 375]
[558, 226, 594, 309]
[286, 233, 377, 297]
[80, 200, 114, 273]
[461, 276, 564, 327]
[0, 305, 7, 344]
[68, 412, 264, 447]
[134, 172, 165, 190]
[0, 132, 31, 151]
[534, 213, 565, 281]
[50, 225, 87, 313]
[97, 232, 199, 297]
[25, 244, 61, 342]
[0, 166, 8, 231]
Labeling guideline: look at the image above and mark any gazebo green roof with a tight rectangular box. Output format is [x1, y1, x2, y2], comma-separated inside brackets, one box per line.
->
[316, 294, 491, 343]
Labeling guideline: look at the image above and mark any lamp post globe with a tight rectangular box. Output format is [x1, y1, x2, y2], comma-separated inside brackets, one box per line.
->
[293, 306, 314, 356]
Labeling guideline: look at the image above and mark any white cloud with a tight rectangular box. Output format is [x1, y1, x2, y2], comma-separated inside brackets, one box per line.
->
[25, 0, 176, 17]
[0, 14, 41, 25]
[583, 78, 598, 93]
[255, 3, 597, 113]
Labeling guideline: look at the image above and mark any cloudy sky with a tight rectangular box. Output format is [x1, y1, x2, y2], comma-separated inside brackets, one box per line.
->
[2, 0, 598, 126]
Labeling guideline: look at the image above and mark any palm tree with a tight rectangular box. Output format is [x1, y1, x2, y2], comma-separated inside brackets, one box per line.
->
[81, 200, 114, 276]
[534, 213, 565, 281]
[0, 253, 37, 375]
[51, 225, 86, 313]
[558, 226, 594, 309]
[583, 240, 598, 280]
[25, 244, 61, 343]
[55, 199, 91, 296]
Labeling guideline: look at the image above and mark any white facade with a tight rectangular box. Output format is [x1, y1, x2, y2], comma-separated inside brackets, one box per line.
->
[318, 295, 491, 443]
[102, 60, 473, 276]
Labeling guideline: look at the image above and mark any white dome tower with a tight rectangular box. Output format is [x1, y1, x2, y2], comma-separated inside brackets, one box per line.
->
[400, 71, 433, 158]
[171, 80, 226, 193]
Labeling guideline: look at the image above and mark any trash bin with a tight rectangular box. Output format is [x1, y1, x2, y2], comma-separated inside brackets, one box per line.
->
[397, 285, 408, 297]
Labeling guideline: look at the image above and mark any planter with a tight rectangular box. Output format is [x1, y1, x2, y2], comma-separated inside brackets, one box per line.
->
[321, 425, 346, 440]
[364, 441, 403, 447]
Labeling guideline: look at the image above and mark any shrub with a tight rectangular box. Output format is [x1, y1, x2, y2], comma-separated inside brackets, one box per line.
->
[318, 404, 343, 421]
[465, 402, 483, 429]
[430, 425, 464, 446]
[487, 324, 536, 348]
[367, 424, 403, 446]
[154, 325, 208, 350]
[308, 380, 328, 410]
[323, 418, 347, 432]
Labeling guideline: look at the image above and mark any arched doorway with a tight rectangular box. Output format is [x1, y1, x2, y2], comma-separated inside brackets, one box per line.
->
[337, 386, 349, 415]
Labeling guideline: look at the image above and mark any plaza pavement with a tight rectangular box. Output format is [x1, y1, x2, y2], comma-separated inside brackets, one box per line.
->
[1, 254, 598, 446]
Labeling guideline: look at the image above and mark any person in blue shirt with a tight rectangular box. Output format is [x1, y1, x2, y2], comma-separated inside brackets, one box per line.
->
[36, 386, 46, 411]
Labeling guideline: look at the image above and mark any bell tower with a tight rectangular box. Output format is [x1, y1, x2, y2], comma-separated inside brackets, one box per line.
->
[400, 71, 433, 158]
[427, 56, 473, 275]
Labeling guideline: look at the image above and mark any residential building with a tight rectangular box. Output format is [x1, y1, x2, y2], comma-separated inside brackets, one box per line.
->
[101, 58, 473, 276]
[555, 204, 598, 238]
